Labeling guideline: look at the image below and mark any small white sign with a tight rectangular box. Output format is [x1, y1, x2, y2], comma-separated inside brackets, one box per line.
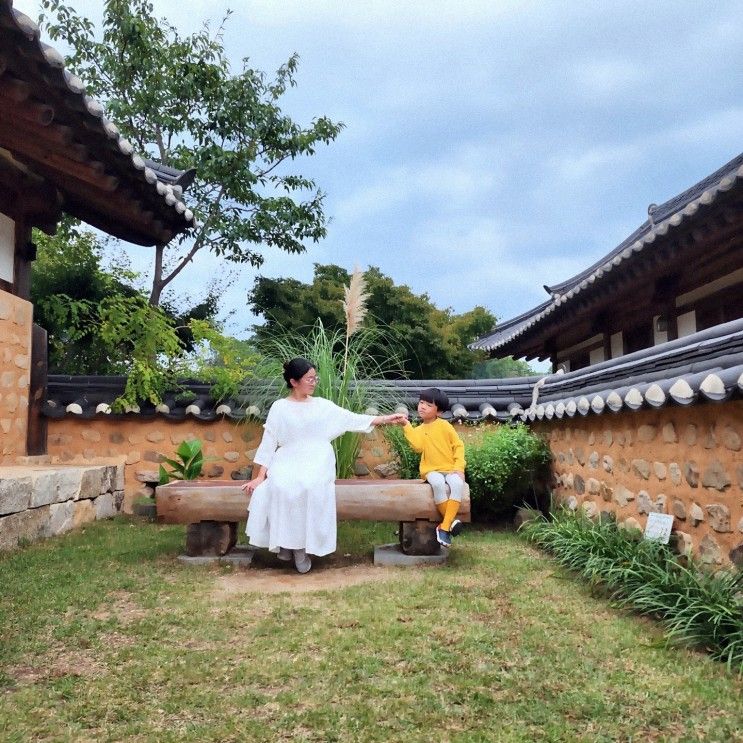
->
[644, 512, 674, 544]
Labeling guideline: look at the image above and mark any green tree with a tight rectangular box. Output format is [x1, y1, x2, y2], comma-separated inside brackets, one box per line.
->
[249, 264, 496, 378]
[40, 0, 343, 307]
[471, 356, 538, 379]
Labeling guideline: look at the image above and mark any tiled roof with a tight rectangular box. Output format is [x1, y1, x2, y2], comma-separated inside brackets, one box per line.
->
[44, 318, 743, 424]
[471, 151, 743, 353]
[0, 0, 196, 244]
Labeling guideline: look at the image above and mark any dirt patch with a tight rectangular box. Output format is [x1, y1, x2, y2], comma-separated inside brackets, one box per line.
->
[214, 563, 401, 597]
[90, 590, 147, 623]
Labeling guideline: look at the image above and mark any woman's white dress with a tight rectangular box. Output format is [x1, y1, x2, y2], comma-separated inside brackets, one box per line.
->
[245, 396, 375, 556]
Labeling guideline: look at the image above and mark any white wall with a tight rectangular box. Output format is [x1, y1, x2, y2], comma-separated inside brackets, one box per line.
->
[0, 213, 14, 283]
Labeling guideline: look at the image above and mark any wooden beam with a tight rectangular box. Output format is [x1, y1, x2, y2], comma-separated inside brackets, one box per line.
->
[156, 479, 472, 524]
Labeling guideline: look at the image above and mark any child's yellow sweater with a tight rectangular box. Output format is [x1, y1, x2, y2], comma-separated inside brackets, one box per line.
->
[403, 418, 465, 478]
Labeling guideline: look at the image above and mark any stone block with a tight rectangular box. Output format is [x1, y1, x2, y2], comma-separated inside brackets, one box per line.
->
[222, 431, 233, 443]
[601, 430, 613, 447]
[565, 495, 578, 511]
[574, 474, 585, 494]
[143, 450, 162, 463]
[94, 492, 118, 519]
[574, 447, 586, 466]
[600, 482, 613, 502]
[73, 498, 96, 527]
[722, 426, 741, 451]
[128, 433, 143, 444]
[135, 468, 160, 483]
[81, 428, 101, 442]
[705, 504, 731, 533]
[79, 468, 104, 499]
[0, 475, 32, 515]
[588, 451, 599, 469]
[653, 462, 667, 481]
[354, 462, 370, 476]
[683, 424, 697, 446]
[46, 501, 76, 537]
[602, 455, 613, 473]
[109, 432, 125, 444]
[704, 427, 716, 449]
[125, 451, 141, 465]
[738, 516, 743, 533]
[204, 430, 216, 442]
[146, 431, 165, 443]
[0, 507, 49, 551]
[588, 432, 596, 445]
[30, 469, 81, 507]
[224, 451, 240, 462]
[701, 460, 731, 491]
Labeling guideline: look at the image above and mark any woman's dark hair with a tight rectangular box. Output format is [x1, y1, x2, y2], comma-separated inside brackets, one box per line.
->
[419, 387, 449, 412]
[283, 357, 315, 388]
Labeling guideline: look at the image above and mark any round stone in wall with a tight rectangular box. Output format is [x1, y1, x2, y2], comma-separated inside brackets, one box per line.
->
[669, 463, 681, 486]
[684, 461, 699, 488]
[701, 460, 731, 491]
[662, 422, 677, 443]
[653, 461, 667, 480]
[698, 534, 723, 565]
[705, 504, 732, 533]
[721, 426, 741, 451]
[602, 430, 613, 447]
[672, 530, 693, 557]
[613, 485, 635, 507]
[683, 424, 697, 446]
[631, 459, 650, 480]
[566, 495, 578, 511]
[704, 426, 716, 449]
[730, 543, 743, 568]
[574, 474, 585, 494]
[637, 424, 656, 443]
[588, 451, 599, 469]
[689, 502, 704, 526]
[672, 499, 686, 519]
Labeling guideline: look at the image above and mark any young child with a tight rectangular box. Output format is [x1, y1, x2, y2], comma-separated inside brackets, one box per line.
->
[402, 388, 466, 548]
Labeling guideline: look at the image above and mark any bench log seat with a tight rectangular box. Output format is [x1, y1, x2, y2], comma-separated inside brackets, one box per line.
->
[155, 479, 470, 558]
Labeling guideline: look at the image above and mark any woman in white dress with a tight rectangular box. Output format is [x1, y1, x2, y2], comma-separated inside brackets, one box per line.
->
[242, 357, 406, 573]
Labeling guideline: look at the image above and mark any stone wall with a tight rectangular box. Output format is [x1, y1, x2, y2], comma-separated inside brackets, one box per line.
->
[0, 290, 32, 463]
[534, 399, 743, 567]
[0, 463, 123, 552]
[46, 417, 397, 511]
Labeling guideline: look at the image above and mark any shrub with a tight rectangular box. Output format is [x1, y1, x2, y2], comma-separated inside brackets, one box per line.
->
[521, 510, 743, 672]
[464, 423, 551, 520]
[383, 424, 421, 480]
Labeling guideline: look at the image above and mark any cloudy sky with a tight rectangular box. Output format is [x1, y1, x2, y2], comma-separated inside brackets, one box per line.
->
[15, 0, 743, 340]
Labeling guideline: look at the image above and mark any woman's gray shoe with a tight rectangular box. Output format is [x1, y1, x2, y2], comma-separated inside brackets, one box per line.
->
[293, 549, 312, 574]
[277, 547, 292, 561]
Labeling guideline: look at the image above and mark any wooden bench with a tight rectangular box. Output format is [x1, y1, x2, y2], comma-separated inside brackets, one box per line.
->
[155, 479, 471, 557]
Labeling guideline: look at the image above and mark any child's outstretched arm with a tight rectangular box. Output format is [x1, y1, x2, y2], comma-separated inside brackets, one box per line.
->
[402, 420, 425, 453]
[450, 428, 466, 477]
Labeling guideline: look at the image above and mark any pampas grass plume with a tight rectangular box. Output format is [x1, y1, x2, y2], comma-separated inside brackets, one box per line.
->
[343, 266, 369, 338]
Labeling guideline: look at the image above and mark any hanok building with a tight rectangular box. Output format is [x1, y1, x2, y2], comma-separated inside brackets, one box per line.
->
[472, 152, 743, 373]
[0, 0, 195, 463]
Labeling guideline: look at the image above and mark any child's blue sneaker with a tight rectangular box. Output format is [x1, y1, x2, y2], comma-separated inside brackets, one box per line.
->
[436, 526, 452, 548]
[450, 519, 463, 537]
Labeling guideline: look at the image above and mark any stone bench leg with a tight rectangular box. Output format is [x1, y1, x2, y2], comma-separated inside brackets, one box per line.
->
[399, 519, 440, 555]
[185, 521, 238, 557]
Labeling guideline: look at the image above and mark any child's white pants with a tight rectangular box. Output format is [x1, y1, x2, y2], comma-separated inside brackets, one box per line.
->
[425, 472, 464, 504]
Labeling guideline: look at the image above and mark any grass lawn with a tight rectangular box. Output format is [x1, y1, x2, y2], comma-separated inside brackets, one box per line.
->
[1, 517, 741, 743]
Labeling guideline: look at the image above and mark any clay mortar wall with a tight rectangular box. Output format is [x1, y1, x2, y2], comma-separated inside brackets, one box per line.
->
[46, 417, 398, 511]
[0, 291, 32, 463]
[533, 400, 743, 567]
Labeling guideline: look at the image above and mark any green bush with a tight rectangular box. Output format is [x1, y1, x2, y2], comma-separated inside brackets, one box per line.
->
[464, 423, 551, 520]
[383, 424, 421, 480]
[521, 510, 743, 672]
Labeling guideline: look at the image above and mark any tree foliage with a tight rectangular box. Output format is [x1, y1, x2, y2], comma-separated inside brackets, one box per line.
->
[31, 221, 257, 408]
[248, 264, 496, 379]
[471, 356, 538, 379]
[39, 0, 343, 306]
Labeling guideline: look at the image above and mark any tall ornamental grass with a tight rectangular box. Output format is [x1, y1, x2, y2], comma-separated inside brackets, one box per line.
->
[249, 269, 406, 477]
[521, 510, 743, 672]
